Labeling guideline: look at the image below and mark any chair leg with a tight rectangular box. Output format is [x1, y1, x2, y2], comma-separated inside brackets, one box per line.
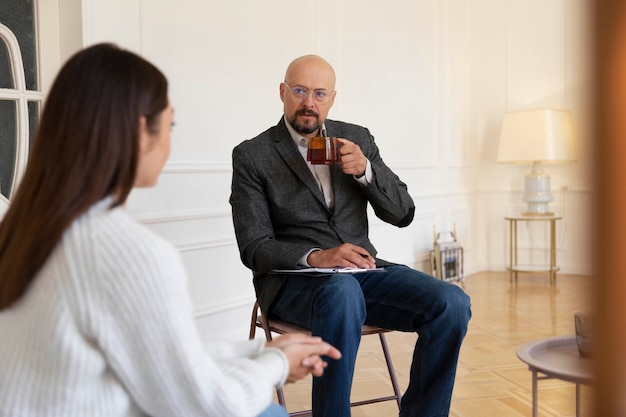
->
[253, 302, 289, 411]
[276, 387, 287, 410]
[379, 333, 402, 409]
[249, 302, 259, 340]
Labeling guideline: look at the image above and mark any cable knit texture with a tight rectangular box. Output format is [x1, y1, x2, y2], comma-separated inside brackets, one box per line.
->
[0, 198, 289, 417]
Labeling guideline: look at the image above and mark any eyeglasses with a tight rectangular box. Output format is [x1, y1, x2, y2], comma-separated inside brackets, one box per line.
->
[283, 82, 332, 104]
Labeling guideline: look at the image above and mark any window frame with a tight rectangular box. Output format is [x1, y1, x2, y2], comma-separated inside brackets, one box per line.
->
[0, 23, 44, 202]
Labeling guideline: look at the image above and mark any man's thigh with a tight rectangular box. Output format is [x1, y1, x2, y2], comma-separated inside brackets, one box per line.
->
[269, 273, 365, 329]
[355, 264, 461, 331]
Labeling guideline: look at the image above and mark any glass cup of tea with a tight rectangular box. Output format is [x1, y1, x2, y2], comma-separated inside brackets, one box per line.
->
[307, 136, 340, 165]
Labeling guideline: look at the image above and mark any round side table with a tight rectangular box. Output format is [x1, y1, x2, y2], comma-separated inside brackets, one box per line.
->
[516, 335, 593, 417]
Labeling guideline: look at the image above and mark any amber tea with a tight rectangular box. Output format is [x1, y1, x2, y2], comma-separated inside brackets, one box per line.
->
[307, 136, 339, 165]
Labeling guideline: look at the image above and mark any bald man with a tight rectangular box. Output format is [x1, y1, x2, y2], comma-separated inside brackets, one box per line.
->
[230, 55, 471, 417]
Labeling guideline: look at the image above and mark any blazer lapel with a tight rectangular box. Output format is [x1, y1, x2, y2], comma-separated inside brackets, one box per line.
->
[273, 120, 327, 207]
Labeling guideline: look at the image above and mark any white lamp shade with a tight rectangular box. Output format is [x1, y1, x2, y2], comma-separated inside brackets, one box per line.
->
[497, 109, 577, 163]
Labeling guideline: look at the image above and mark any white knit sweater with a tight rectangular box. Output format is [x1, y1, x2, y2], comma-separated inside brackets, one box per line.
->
[0, 198, 289, 417]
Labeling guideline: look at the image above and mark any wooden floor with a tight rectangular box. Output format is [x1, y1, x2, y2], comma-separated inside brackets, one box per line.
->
[277, 271, 594, 416]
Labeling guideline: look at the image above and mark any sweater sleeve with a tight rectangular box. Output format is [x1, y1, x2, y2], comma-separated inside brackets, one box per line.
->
[71, 211, 289, 417]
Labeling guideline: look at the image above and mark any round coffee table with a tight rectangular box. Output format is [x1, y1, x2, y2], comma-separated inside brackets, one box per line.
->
[517, 335, 593, 417]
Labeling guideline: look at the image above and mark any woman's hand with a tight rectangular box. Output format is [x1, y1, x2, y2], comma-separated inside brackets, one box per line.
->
[266, 333, 342, 383]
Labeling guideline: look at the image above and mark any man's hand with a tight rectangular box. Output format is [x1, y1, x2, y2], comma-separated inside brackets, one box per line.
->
[307, 243, 376, 269]
[336, 138, 367, 177]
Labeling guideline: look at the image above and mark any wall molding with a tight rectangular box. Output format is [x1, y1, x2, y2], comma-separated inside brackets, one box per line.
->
[193, 294, 254, 319]
[177, 238, 236, 252]
[385, 162, 439, 170]
[161, 162, 231, 174]
[477, 188, 594, 194]
[136, 207, 231, 224]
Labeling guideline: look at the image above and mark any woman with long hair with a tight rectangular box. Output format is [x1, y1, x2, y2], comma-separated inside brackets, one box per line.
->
[0, 43, 339, 417]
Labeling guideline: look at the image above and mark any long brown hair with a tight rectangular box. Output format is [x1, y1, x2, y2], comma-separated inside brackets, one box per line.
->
[0, 43, 168, 309]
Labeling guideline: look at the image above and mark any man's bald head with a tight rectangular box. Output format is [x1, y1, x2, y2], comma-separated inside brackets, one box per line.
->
[280, 55, 337, 137]
[284, 55, 336, 90]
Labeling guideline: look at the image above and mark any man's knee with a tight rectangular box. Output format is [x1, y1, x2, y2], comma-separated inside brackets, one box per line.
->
[441, 284, 471, 329]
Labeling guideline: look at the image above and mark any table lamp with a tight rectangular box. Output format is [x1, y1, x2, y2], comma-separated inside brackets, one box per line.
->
[497, 108, 577, 216]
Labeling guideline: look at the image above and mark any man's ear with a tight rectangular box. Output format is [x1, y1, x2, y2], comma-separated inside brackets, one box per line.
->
[138, 116, 149, 155]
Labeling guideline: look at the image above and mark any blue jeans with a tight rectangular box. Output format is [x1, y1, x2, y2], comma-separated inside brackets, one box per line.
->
[256, 403, 289, 417]
[269, 265, 471, 417]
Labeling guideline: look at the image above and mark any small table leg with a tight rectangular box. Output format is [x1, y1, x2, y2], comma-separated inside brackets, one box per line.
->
[576, 383, 581, 417]
[509, 219, 518, 283]
[550, 219, 557, 284]
[532, 369, 538, 417]
[509, 219, 514, 283]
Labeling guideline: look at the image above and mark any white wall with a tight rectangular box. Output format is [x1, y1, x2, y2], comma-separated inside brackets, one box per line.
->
[44, 0, 592, 341]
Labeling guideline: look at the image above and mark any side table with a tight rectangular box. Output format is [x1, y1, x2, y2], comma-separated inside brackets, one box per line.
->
[505, 215, 562, 284]
[517, 335, 593, 417]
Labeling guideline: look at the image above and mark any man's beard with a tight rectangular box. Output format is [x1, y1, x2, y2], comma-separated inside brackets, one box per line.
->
[289, 109, 321, 135]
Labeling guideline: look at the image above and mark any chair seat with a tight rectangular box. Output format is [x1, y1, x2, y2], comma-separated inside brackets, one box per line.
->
[262, 316, 391, 337]
[249, 301, 401, 416]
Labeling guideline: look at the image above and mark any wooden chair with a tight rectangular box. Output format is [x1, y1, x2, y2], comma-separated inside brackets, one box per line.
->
[249, 300, 401, 416]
